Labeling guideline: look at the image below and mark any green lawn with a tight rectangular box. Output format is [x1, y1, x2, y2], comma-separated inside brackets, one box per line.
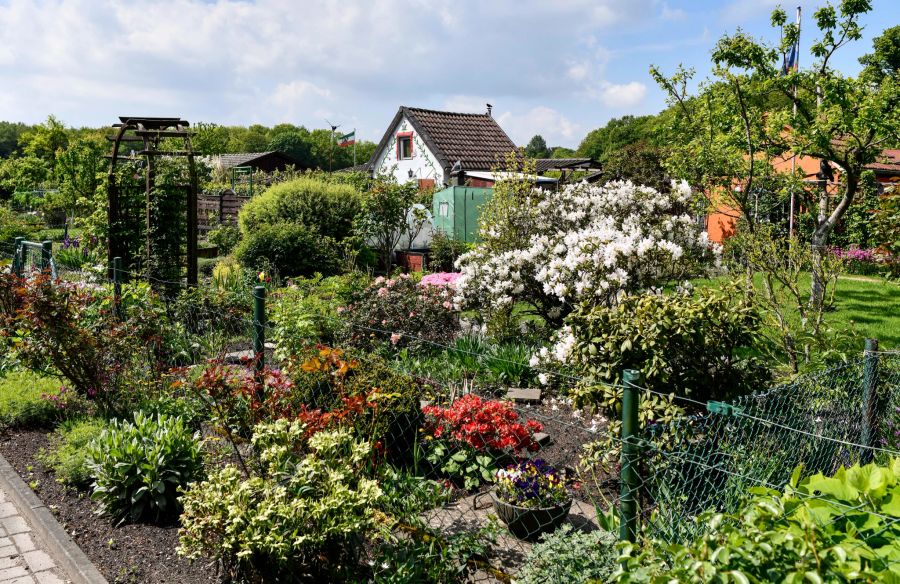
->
[697, 274, 900, 350]
[829, 275, 900, 349]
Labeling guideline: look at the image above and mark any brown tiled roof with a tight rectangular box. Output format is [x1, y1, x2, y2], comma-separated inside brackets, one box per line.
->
[866, 149, 900, 174]
[370, 106, 519, 173]
[210, 151, 300, 170]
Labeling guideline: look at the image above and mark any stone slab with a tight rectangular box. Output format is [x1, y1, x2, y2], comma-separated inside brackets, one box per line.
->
[506, 387, 542, 404]
[532, 432, 551, 447]
[223, 350, 255, 364]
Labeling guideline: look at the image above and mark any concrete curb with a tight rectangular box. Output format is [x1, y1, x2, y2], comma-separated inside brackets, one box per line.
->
[0, 452, 108, 584]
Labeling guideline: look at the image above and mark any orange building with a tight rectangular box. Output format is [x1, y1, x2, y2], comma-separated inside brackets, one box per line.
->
[705, 149, 900, 244]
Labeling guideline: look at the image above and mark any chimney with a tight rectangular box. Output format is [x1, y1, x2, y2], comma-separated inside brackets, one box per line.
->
[486, 103, 493, 117]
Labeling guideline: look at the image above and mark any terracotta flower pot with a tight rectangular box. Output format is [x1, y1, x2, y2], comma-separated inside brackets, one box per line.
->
[490, 490, 572, 541]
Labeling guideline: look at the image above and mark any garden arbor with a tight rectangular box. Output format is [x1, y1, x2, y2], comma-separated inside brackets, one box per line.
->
[107, 116, 199, 286]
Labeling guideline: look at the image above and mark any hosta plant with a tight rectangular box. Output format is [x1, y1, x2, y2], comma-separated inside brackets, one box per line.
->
[616, 460, 900, 582]
[87, 412, 203, 523]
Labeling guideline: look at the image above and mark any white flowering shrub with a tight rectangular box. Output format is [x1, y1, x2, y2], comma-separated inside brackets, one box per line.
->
[454, 179, 719, 327]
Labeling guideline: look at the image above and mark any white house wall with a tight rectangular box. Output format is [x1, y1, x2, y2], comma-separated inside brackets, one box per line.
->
[373, 114, 445, 186]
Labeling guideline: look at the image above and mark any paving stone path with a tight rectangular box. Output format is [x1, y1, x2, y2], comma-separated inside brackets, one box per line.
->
[0, 488, 68, 584]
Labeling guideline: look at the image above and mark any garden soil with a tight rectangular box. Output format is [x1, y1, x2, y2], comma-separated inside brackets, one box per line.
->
[0, 430, 218, 584]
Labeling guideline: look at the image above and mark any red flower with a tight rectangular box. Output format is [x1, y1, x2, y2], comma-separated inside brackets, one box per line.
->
[421, 394, 542, 454]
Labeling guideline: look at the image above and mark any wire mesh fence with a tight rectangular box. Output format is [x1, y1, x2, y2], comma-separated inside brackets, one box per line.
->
[2, 245, 900, 581]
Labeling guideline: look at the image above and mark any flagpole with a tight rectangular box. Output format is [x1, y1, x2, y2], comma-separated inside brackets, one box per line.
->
[789, 5, 800, 238]
[353, 128, 357, 167]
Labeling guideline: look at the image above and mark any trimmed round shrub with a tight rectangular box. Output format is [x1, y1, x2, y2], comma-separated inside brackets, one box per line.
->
[235, 222, 340, 278]
[238, 177, 362, 240]
[87, 412, 203, 523]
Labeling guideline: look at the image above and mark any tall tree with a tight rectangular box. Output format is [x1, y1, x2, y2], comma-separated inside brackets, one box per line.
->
[0, 122, 28, 158]
[602, 142, 670, 193]
[859, 24, 900, 82]
[524, 134, 551, 158]
[19, 115, 68, 163]
[267, 126, 312, 167]
[654, 0, 898, 307]
[549, 146, 576, 159]
[54, 131, 106, 221]
[192, 122, 231, 155]
[577, 115, 657, 162]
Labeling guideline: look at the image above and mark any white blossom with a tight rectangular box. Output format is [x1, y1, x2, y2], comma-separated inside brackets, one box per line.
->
[454, 180, 718, 321]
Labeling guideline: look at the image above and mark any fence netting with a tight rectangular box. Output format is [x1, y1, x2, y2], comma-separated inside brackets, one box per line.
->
[641, 354, 900, 543]
[2, 250, 899, 581]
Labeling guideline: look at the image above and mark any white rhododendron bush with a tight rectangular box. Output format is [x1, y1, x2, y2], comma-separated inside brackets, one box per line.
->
[454, 179, 719, 326]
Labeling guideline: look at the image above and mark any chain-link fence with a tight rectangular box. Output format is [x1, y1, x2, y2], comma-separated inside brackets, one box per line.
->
[640, 349, 900, 544]
[2, 247, 899, 581]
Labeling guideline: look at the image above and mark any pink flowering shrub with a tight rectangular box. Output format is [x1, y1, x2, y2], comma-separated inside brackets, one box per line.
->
[419, 272, 461, 288]
[339, 274, 459, 353]
[829, 247, 891, 275]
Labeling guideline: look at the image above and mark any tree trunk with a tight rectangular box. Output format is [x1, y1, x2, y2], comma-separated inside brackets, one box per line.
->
[809, 170, 858, 309]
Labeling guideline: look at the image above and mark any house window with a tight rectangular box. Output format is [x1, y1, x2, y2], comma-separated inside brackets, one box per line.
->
[397, 132, 414, 160]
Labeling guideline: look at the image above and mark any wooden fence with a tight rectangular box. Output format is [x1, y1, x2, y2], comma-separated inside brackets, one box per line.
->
[198, 189, 248, 233]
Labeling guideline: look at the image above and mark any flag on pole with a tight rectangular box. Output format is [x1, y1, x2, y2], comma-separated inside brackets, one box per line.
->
[781, 42, 798, 75]
[338, 130, 356, 147]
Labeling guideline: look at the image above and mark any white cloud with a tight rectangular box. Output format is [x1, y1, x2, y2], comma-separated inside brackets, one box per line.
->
[660, 2, 687, 21]
[599, 81, 647, 108]
[566, 61, 591, 82]
[0, 0, 669, 137]
[267, 81, 333, 121]
[496, 106, 581, 147]
[441, 95, 494, 114]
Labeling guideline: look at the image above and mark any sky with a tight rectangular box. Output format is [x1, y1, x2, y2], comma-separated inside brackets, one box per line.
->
[0, 0, 897, 149]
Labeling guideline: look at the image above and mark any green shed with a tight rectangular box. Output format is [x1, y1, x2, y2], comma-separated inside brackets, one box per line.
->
[431, 186, 493, 243]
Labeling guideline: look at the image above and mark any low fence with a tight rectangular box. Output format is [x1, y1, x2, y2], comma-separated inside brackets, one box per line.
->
[638, 349, 900, 543]
[197, 190, 247, 233]
[3, 247, 899, 581]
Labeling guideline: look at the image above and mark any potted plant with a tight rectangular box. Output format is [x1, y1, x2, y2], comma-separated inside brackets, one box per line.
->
[491, 459, 572, 541]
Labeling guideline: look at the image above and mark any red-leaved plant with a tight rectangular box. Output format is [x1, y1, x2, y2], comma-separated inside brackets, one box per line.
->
[421, 394, 543, 489]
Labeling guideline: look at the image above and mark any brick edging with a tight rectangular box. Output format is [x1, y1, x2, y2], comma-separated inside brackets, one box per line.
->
[0, 452, 108, 584]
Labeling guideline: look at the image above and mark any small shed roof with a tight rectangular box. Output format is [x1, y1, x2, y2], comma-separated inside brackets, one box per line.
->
[466, 171, 558, 184]
[210, 151, 302, 171]
[533, 157, 599, 173]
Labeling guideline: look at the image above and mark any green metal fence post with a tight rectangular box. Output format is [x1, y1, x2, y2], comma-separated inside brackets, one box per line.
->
[40, 240, 52, 273]
[113, 257, 123, 321]
[620, 369, 642, 542]
[12, 237, 23, 276]
[253, 286, 266, 393]
[861, 338, 880, 464]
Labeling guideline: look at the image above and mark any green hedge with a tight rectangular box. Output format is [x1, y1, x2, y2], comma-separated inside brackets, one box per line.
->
[235, 222, 340, 278]
[238, 177, 361, 240]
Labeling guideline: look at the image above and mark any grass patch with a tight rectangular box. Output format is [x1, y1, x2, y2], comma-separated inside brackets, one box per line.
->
[0, 370, 68, 429]
[696, 274, 900, 350]
[37, 417, 107, 487]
